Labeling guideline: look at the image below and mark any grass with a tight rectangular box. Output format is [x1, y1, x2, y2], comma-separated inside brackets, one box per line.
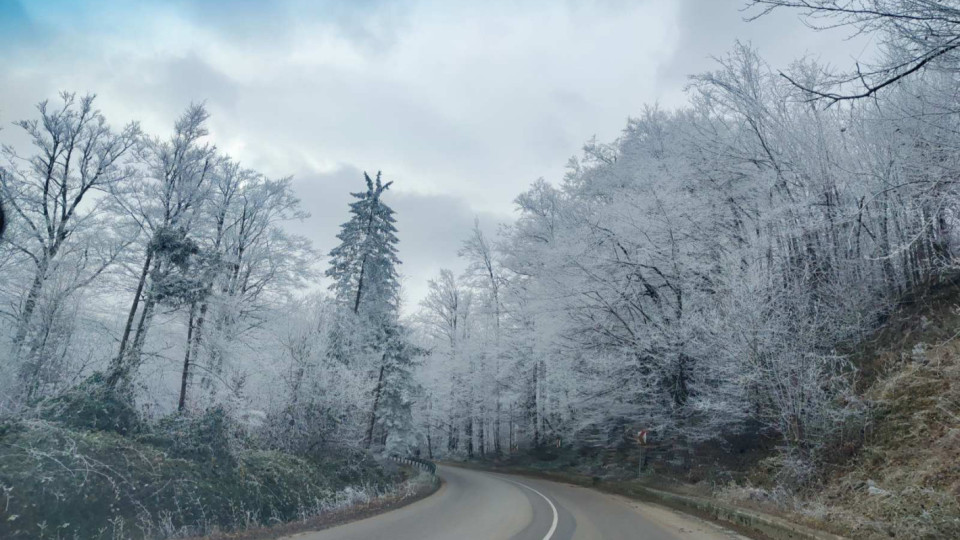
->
[0, 418, 397, 539]
[721, 278, 960, 539]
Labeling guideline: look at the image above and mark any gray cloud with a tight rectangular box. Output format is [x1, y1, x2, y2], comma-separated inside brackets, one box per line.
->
[0, 0, 872, 309]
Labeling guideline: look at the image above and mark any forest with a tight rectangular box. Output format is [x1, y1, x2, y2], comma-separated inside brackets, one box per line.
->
[413, 0, 960, 472]
[2, 1, 960, 539]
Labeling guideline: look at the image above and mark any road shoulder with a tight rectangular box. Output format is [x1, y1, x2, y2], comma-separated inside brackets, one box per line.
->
[445, 462, 842, 540]
[195, 469, 442, 540]
[599, 489, 749, 539]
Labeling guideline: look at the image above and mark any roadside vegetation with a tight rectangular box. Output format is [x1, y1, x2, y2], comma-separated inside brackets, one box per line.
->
[0, 73, 419, 539]
[0, 375, 404, 539]
[1, 27, 421, 536]
[410, 2, 960, 539]
[4, 1, 960, 538]
[763, 278, 960, 538]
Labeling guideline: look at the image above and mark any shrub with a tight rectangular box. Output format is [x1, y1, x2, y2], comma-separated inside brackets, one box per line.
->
[139, 406, 239, 469]
[0, 420, 397, 539]
[36, 372, 141, 435]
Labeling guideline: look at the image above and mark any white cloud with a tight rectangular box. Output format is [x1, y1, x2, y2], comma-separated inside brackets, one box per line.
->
[0, 0, 870, 309]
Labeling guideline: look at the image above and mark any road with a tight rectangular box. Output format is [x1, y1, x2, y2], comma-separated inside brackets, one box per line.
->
[287, 465, 745, 540]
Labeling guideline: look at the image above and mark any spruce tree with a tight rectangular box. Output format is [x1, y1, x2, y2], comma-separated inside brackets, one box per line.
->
[326, 171, 416, 449]
[326, 171, 401, 323]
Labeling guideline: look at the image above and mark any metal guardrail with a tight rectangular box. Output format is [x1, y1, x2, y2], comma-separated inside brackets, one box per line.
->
[389, 455, 437, 475]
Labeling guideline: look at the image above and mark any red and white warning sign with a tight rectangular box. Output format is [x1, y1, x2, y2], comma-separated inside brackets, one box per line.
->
[636, 430, 648, 445]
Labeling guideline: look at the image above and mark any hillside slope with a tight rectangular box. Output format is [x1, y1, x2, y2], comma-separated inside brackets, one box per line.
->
[713, 278, 960, 539]
[815, 281, 960, 538]
[0, 409, 399, 539]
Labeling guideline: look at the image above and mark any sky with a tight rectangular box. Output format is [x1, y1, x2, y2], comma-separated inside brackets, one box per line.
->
[0, 0, 874, 310]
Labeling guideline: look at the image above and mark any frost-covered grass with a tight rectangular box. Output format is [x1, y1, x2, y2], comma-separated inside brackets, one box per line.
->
[0, 418, 398, 539]
[714, 282, 960, 539]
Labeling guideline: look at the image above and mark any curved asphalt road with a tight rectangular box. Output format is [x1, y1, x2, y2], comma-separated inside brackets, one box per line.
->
[289, 465, 745, 540]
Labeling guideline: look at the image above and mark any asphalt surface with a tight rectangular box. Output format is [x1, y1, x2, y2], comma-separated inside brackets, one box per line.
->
[288, 465, 744, 540]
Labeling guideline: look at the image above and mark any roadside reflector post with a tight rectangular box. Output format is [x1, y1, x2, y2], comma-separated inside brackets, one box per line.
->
[635, 429, 648, 478]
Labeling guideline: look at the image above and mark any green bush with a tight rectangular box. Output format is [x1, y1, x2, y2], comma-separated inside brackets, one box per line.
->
[0, 419, 25, 439]
[0, 420, 396, 539]
[36, 372, 141, 435]
[0, 378, 399, 539]
[138, 407, 238, 469]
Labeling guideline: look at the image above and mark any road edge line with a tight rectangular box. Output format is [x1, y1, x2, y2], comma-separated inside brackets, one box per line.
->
[500, 477, 559, 540]
[446, 462, 845, 540]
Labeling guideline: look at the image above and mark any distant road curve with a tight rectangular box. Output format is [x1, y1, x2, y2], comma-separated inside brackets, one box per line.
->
[290, 464, 745, 540]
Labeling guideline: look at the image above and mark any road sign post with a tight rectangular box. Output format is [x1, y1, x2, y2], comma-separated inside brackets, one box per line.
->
[636, 429, 648, 478]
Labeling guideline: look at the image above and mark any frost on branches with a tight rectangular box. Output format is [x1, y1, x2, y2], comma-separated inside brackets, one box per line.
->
[407, 24, 960, 475]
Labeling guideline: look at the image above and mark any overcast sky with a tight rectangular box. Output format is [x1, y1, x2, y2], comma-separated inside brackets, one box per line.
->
[0, 0, 873, 310]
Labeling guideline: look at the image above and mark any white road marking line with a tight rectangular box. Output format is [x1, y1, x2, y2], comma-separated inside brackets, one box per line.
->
[501, 477, 559, 540]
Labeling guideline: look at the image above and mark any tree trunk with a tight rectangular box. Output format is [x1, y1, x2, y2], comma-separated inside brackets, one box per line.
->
[12, 259, 48, 354]
[508, 403, 514, 453]
[448, 419, 458, 451]
[108, 249, 153, 388]
[130, 295, 156, 364]
[448, 385, 459, 451]
[533, 361, 541, 447]
[465, 414, 474, 458]
[427, 424, 433, 458]
[353, 256, 367, 314]
[178, 303, 198, 411]
[478, 407, 486, 456]
[191, 301, 208, 365]
[494, 392, 502, 456]
[364, 361, 386, 449]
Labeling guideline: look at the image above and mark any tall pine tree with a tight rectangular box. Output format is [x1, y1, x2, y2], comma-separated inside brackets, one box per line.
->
[326, 171, 400, 322]
[326, 171, 415, 450]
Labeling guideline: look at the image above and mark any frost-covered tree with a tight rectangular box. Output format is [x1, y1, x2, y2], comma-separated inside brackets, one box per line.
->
[459, 220, 506, 454]
[326, 171, 400, 321]
[416, 269, 475, 455]
[261, 294, 372, 452]
[747, 0, 960, 103]
[326, 171, 414, 450]
[411, 31, 960, 474]
[107, 104, 217, 389]
[177, 162, 312, 411]
[369, 324, 419, 452]
[0, 93, 138, 400]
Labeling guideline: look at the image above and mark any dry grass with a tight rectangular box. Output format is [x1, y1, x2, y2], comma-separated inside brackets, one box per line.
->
[807, 280, 960, 538]
[716, 279, 960, 539]
[818, 351, 960, 538]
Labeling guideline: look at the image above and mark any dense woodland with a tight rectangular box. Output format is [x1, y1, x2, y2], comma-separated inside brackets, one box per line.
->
[411, 0, 960, 477]
[0, 99, 423, 454]
[1, 0, 960, 523]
